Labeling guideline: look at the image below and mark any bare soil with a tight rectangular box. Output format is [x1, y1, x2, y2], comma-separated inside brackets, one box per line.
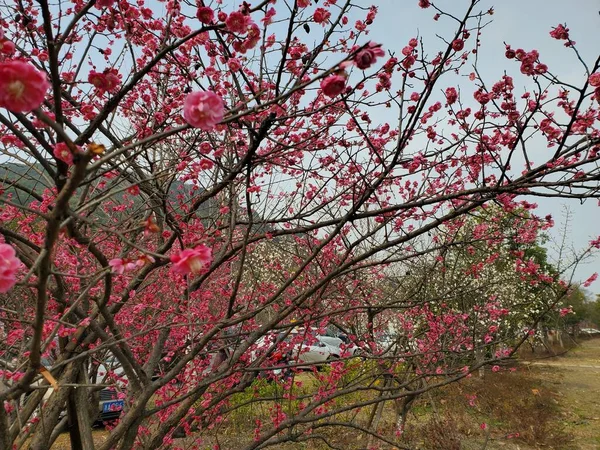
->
[525, 337, 600, 449]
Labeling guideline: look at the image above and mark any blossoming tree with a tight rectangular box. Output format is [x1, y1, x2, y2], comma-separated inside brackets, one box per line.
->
[0, 0, 599, 448]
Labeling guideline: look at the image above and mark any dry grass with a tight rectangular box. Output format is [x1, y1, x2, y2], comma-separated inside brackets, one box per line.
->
[43, 339, 600, 449]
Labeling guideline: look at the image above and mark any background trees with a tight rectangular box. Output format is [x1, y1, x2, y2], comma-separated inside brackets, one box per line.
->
[0, 0, 599, 448]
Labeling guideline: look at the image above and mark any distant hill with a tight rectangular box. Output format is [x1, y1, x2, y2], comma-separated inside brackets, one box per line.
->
[0, 163, 272, 234]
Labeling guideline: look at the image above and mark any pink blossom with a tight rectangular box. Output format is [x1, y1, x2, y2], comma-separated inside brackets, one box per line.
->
[320, 74, 346, 97]
[583, 272, 598, 288]
[418, 0, 431, 8]
[491, 365, 500, 372]
[53, 142, 75, 166]
[353, 42, 385, 70]
[95, 0, 116, 9]
[0, 61, 50, 113]
[445, 87, 458, 105]
[199, 158, 214, 170]
[559, 307, 572, 317]
[227, 58, 242, 72]
[0, 243, 21, 293]
[297, 0, 311, 7]
[313, 8, 331, 25]
[109, 258, 138, 274]
[452, 39, 464, 51]
[589, 73, 600, 87]
[549, 24, 569, 40]
[170, 245, 212, 275]
[88, 69, 121, 93]
[183, 91, 225, 130]
[0, 39, 15, 55]
[225, 11, 252, 34]
[196, 7, 214, 24]
[199, 142, 213, 154]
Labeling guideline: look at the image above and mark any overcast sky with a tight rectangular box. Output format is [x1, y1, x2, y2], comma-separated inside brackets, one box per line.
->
[360, 0, 600, 294]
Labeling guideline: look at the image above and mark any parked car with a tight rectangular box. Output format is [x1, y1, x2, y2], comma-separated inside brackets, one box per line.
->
[251, 329, 341, 374]
[12, 354, 127, 423]
[580, 328, 600, 336]
[92, 355, 126, 421]
[317, 335, 360, 357]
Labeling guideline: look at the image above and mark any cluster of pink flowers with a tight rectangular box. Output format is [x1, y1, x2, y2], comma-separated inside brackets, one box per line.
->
[505, 46, 547, 76]
[320, 41, 385, 98]
[445, 87, 458, 105]
[0, 243, 21, 293]
[0, 60, 49, 112]
[232, 22, 261, 53]
[313, 8, 331, 25]
[583, 272, 598, 288]
[183, 91, 225, 130]
[170, 244, 212, 275]
[473, 88, 491, 105]
[225, 11, 253, 34]
[549, 24, 573, 46]
[52, 142, 80, 166]
[95, 0, 116, 9]
[109, 255, 155, 274]
[196, 7, 260, 53]
[590, 73, 600, 102]
[88, 69, 121, 94]
[0, 29, 15, 56]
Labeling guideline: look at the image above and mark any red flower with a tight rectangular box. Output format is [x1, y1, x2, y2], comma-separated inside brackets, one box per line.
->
[183, 91, 225, 130]
[199, 158, 214, 170]
[313, 8, 331, 25]
[549, 24, 569, 40]
[445, 87, 458, 105]
[171, 245, 212, 275]
[196, 6, 214, 24]
[451, 39, 464, 51]
[109, 258, 138, 275]
[320, 74, 346, 97]
[0, 60, 49, 112]
[225, 11, 252, 34]
[53, 142, 75, 166]
[0, 39, 15, 55]
[88, 69, 121, 93]
[589, 73, 600, 87]
[0, 243, 21, 293]
[95, 0, 116, 9]
[353, 42, 385, 70]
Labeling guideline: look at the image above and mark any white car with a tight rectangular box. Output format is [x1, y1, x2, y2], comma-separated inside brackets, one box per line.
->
[317, 335, 360, 357]
[251, 331, 339, 371]
[580, 328, 600, 335]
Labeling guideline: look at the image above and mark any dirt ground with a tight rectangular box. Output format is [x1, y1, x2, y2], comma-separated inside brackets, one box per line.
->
[524, 337, 600, 449]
